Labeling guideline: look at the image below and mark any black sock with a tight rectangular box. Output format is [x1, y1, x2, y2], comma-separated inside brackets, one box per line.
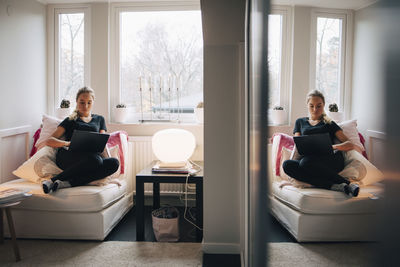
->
[349, 183, 360, 197]
[53, 180, 71, 192]
[42, 180, 53, 194]
[330, 183, 350, 195]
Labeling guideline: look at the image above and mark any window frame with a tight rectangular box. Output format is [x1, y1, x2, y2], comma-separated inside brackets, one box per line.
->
[109, 1, 202, 123]
[309, 8, 353, 117]
[269, 6, 293, 114]
[48, 4, 91, 114]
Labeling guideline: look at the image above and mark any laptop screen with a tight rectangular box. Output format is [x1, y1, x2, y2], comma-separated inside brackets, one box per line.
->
[293, 133, 333, 156]
[69, 130, 110, 153]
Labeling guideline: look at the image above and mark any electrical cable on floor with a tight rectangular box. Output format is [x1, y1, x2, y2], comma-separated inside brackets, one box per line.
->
[188, 206, 196, 221]
[183, 160, 203, 230]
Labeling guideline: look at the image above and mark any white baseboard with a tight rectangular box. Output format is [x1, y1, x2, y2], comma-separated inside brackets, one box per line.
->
[202, 242, 241, 254]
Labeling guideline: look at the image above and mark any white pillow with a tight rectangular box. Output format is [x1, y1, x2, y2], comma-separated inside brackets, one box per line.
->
[339, 158, 367, 182]
[337, 119, 364, 151]
[35, 114, 62, 148]
[342, 150, 384, 186]
[13, 146, 61, 183]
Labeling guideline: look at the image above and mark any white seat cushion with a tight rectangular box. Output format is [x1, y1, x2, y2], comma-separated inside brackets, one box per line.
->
[271, 182, 383, 215]
[0, 179, 126, 212]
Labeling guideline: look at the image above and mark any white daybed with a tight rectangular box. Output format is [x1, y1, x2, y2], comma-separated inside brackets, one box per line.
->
[0, 127, 133, 240]
[267, 131, 384, 242]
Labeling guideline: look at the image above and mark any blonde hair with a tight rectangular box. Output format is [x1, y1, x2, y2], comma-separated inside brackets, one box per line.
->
[69, 86, 95, 121]
[306, 89, 332, 124]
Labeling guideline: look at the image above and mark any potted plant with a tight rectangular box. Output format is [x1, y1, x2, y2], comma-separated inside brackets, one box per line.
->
[327, 103, 344, 122]
[270, 106, 286, 125]
[55, 99, 71, 119]
[114, 103, 128, 123]
[194, 102, 204, 124]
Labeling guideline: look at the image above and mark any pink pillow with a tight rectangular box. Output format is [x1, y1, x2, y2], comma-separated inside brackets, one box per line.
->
[107, 131, 128, 174]
[358, 132, 368, 159]
[271, 133, 294, 176]
[29, 128, 42, 157]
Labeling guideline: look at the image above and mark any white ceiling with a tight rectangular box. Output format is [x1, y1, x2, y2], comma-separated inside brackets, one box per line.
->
[38, 0, 378, 10]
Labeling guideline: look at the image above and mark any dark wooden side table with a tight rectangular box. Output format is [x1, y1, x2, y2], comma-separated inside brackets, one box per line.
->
[0, 200, 23, 262]
[136, 161, 203, 242]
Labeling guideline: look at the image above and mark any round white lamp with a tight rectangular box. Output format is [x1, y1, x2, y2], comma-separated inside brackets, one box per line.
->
[152, 129, 196, 166]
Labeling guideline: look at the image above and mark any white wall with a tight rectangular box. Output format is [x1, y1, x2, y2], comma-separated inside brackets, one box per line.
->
[351, 3, 384, 135]
[201, 0, 245, 254]
[0, 0, 46, 132]
[289, 6, 312, 125]
[90, 3, 109, 120]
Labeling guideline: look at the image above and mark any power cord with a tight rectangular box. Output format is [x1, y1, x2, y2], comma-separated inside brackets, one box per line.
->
[183, 160, 203, 231]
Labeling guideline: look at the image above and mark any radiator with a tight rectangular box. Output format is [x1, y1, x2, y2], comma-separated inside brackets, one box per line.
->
[128, 136, 184, 195]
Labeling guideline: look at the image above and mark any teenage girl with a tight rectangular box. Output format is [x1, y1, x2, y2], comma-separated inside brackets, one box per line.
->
[283, 90, 360, 197]
[41, 87, 119, 193]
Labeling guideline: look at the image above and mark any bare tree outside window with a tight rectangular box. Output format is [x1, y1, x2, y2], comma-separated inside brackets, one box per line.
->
[268, 14, 282, 108]
[59, 13, 85, 105]
[316, 17, 342, 107]
[120, 11, 203, 115]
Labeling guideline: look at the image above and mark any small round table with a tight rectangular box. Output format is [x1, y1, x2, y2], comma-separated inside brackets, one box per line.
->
[0, 200, 24, 262]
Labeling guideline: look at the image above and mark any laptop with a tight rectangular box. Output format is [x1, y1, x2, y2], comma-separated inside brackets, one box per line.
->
[69, 130, 110, 153]
[293, 133, 333, 156]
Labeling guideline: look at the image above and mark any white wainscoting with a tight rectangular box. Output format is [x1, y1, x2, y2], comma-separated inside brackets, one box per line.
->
[0, 125, 31, 184]
[366, 130, 386, 170]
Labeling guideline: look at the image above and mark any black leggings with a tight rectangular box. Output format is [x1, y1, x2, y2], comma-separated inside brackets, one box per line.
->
[282, 150, 348, 189]
[52, 148, 119, 187]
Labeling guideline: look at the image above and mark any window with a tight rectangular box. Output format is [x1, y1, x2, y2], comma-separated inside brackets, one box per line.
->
[268, 14, 282, 108]
[111, 3, 203, 123]
[316, 17, 342, 105]
[310, 10, 352, 113]
[268, 7, 292, 124]
[53, 6, 90, 109]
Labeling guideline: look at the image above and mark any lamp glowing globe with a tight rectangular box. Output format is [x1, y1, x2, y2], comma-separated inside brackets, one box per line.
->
[152, 129, 196, 164]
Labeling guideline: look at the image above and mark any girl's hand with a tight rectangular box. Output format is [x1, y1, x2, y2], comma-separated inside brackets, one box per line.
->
[332, 142, 354, 151]
[332, 144, 341, 151]
[333, 130, 354, 151]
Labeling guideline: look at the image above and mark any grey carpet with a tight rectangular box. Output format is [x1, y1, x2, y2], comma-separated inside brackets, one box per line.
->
[0, 240, 203, 266]
[0, 240, 377, 266]
[268, 242, 377, 267]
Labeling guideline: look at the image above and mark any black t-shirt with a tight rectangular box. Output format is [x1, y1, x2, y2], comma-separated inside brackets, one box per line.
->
[59, 114, 107, 141]
[293, 117, 341, 143]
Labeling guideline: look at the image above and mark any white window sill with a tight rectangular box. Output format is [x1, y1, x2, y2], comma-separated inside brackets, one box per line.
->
[107, 122, 203, 137]
[268, 123, 290, 126]
[109, 121, 203, 126]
